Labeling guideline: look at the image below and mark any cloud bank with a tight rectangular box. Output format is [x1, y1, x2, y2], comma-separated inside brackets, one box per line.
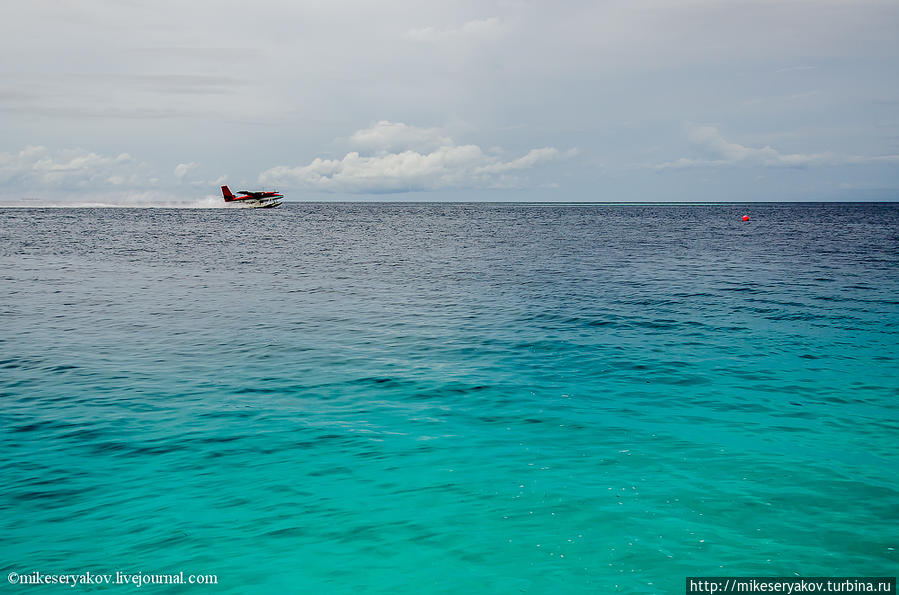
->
[259, 121, 575, 193]
[654, 125, 899, 170]
[0, 146, 233, 206]
[0, 146, 150, 187]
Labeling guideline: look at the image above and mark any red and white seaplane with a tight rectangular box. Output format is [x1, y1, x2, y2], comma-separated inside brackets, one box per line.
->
[221, 185, 283, 208]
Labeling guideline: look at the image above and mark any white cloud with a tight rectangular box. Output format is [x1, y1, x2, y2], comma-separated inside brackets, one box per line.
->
[349, 121, 452, 154]
[0, 145, 152, 187]
[405, 17, 504, 44]
[174, 161, 199, 181]
[475, 148, 578, 175]
[259, 121, 573, 193]
[653, 125, 899, 170]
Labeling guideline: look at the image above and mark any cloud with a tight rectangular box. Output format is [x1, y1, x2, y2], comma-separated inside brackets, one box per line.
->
[174, 161, 199, 181]
[0, 145, 152, 187]
[0, 105, 196, 120]
[74, 74, 245, 95]
[405, 17, 504, 44]
[475, 147, 578, 174]
[0, 147, 234, 200]
[349, 120, 452, 154]
[653, 125, 899, 170]
[0, 73, 246, 122]
[259, 121, 574, 193]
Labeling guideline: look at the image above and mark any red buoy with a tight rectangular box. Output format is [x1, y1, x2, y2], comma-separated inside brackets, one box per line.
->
[742, 215, 750, 222]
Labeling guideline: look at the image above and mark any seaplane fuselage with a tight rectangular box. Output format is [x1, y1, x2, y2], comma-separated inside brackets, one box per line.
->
[221, 185, 283, 208]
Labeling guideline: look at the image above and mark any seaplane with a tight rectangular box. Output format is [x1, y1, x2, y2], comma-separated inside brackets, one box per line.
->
[221, 185, 283, 208]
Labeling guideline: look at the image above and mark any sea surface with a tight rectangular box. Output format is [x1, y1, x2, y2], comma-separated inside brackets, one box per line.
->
[1, 203, 897, 593]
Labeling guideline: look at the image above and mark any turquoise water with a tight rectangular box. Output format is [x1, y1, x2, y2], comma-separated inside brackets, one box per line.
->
[2, 203, 897, 593]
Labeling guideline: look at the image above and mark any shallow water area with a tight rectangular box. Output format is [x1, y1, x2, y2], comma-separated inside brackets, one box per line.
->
[2, 203, 897, 593]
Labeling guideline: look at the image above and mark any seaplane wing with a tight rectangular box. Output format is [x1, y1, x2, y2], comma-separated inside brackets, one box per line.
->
[238, 190, 282, 199]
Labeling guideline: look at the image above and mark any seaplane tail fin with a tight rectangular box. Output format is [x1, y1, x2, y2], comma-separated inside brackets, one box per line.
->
[221, 185, 236, 201]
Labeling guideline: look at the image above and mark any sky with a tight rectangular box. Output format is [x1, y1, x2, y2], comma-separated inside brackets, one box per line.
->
[1, 0, 898, 204]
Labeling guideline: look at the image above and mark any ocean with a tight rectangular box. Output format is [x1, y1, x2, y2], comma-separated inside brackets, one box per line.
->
[1, 202, 897, 593]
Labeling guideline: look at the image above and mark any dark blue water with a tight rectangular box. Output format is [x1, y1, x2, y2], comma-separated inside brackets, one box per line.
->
[2, 203, 897, 593]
